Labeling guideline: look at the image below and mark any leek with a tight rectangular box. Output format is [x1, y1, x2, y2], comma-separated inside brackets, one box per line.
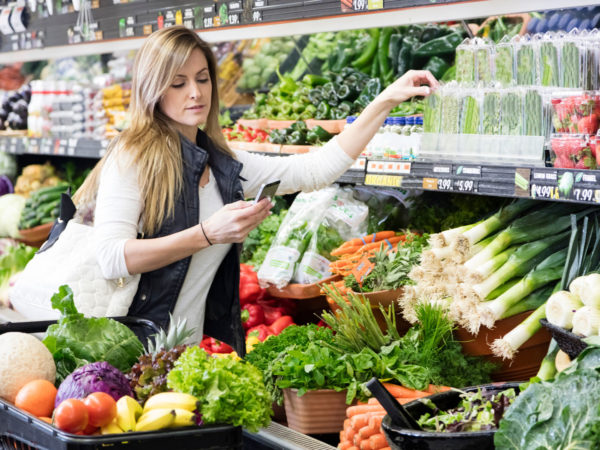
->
[536, 339, 559, 381]
[570, 273, 600, 308]
[572, 306, 600, 337]
[464, 205, 588, 271]
[502, 284, 555, 319]
[458, 199, 537, 247]
[472, 232, 569, 301]
[469, 246, 518, 282]
[477, 249, 567, 329]
[545, 290, 583, 330]
[491, 303, 546, 359]
[435, 223, 478, 248]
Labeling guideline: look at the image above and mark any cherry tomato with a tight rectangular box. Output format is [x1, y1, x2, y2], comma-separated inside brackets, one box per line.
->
[53, 399, 89, 433]
[83, 392, 117, 427]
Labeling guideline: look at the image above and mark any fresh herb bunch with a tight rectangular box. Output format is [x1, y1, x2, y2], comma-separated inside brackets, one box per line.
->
[245, 324, 334, 404]
[167, 347, 272, 432]
[344, 232, 429, 293]
[418, 388, 516, 432]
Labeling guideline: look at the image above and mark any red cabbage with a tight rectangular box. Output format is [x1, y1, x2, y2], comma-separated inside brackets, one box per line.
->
[0, 175, 13, 196]
[55, 361, 133, 407]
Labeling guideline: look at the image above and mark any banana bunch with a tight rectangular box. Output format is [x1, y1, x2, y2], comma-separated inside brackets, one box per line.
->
[102, 393, 200, 434]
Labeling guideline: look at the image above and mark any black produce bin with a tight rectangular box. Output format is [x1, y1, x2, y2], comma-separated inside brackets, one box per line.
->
[0, 317, 243, 450]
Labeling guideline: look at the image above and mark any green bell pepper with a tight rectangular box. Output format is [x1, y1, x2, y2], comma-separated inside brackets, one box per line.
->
[352, 28, 381, 70]
[315, 102, 332, 120]
[299, 104, 316, 120]
[290, 121, 307, 132]
[332, 47, 355, 73]
[422, 56, 451, 80]
[397, 36, 418, 76]
[311, 125, 333, 141]
[302, 74, 330, 87]
[388, 34, 403, 75]
[332, 101, 353, 120]
[306, 129, 320, 145]
[287, 130, 306, 145]
[308, 87, 324, 106]
[321, 82, 337, 102]
[405, 24, 424, 40]
[413, 32, 463, 57]
[336, 83, 358, 102]
[269, 130, 285, 144]
[276, 68, 298, 95]
[255, 93, 267, 106]
[362, 78, 382, 99]
[291, 101, 305, 114]
[421, 26, 450, 43]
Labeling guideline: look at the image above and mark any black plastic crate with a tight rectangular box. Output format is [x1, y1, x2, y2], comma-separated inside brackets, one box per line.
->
[0, 317, 243, 450]
[540, 318, 588, 360]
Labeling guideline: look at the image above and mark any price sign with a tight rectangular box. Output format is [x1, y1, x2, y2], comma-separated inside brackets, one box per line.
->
[531, 184, 559, 200]
[252, 10, 262, 22]
[437, 178, 453, 191]
[229, 1, 243, 10]
[203, 16, 213, 28]
[364, 174, 402, 187]
[352, 0, 367, 10]
[203, 6, 215, 14]
[572, 187, 595, 203]
[143, 24, 153, 35]
[125, 26, 134, 37]
[454, 179, 476, 193]
[227, 13, 240, 25]
[350, 157, 366, 171]
[254, 0, 265, 7]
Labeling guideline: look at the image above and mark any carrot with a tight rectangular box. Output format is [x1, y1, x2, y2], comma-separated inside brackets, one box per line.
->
[340, 431, 346, 442]
[348, 447, 360, 450]
[350, 413, 371, 430]
[367, 397, 381, 405]
[347, 405, 387, 417]
[344, 418, 351, 430]
[354, 236, 405, 253]
[368, 414, 385, 430]
[368, 434, 388, 449]
[345, 427, 357, 442]
[337, 231, 396, 250]
[382, 383, 427, 398]
[359, 441, 372, 450]
[338, 441, 353, 450]
[427, 384, 451, 393]
[353, 433, 364, 447]
[358, 424, 380, 439]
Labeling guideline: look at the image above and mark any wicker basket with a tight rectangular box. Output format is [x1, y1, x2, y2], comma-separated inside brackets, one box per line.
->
[540, 319, 588, 360]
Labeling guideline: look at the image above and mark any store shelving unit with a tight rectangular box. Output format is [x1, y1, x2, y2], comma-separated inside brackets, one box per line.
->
[2, 0, 599, 63]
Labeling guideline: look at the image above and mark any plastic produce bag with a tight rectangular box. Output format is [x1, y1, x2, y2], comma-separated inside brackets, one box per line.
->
[258, 186, 367, 288]
[494, 36, 515, 86]
[455, 39, 475, 84]
[293, 187, 368, 284]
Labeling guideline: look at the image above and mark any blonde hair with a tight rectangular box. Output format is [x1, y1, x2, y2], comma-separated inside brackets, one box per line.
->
[74, 26, 232, 236]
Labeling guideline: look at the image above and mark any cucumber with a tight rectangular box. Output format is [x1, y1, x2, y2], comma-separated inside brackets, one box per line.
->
[36, 191, 65, 205]
[39, 199, 61, 216]
[31, 183, 69, 200]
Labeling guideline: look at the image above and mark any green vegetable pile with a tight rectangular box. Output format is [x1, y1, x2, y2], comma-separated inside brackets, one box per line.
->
[495, 344, 600, 449]
[0, 242, 36, 302]
[237, 38, 296, 91]
[268, 121, 333, 146]
[167, 346, 272, 432]
[43, 285, 144, 384]
[249, 300, 494, 405]
[19, 183, 69, 230]
[419, 387, 517, 432]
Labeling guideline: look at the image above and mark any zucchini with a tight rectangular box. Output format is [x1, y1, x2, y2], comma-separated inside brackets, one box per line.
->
[31, 183, 69, 200]
[36, 191, 65, 205]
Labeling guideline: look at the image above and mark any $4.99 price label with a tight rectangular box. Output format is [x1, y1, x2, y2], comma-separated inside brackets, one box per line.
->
[530, 184, 559, 200]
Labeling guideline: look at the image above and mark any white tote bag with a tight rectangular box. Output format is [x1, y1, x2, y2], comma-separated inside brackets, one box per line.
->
[9, 220, 140, 321]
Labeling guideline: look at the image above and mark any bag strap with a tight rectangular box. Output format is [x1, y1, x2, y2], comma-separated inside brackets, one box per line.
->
[37, 192, 76, 254]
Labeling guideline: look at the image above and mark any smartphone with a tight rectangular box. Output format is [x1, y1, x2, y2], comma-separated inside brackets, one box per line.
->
[254, 180, 280, 204]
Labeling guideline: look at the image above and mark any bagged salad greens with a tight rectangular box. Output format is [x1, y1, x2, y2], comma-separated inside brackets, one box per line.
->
[294, 188, 367, 284]
[258, 186, 367, 288]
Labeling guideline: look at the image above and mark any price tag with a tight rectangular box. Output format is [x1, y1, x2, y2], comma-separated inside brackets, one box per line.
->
[432, 164, 452, 175]
[184, 8, 194, 18]
[422, 178, 437, 190]
[368, 0, 383, 9]
[530, 184, 559, 200]
[228, 13, 240, 25]
[126, 16, 135, 26]
[364, 174, 402, 187]
[229, 1, 243, 10]
[184, 19, 194, 29]
[437, 178, 453, 191]
[350, 157, 366, 171]
[68, 138, 78, 148]
[254, 0, 266, 7]
[385, 162, 411, 175]
[454, 179, 476, 193]
[455, 165, 481, 177]
[143, 24, 153, 35]
[125, 26, 134, 37]
[203, 16, 213, 28]
[367, 160, 386, 173]
[252, 10, 262, 22]
[571, 187, 596, 203]
[351, 254, 375, 284]
[204, 6, 215, 14]
[351, 0, 367, 10]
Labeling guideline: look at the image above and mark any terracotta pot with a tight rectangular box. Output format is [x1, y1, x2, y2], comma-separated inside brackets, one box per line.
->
[236, 118, 269, 130]
[267, 119, 297, 130]
[455, 310, 551, 382]
[17, 222, 52, 248]
[283, 388, 350, 434]
[326, 288, 411, 335]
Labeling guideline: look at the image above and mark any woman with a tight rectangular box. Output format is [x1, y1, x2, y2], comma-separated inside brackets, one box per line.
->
[74, 26, 438, 354]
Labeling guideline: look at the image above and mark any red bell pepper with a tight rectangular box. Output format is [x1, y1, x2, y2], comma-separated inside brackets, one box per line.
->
[241, 303, 265, 331]
[199, 336, 234, 354]
[247, 324, 272, 342]
[268, 315, 295, 335]
[239, 267, 264, 306]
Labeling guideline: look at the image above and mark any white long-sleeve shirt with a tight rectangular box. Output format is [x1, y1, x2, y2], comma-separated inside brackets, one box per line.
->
[94, 136, 354, 339]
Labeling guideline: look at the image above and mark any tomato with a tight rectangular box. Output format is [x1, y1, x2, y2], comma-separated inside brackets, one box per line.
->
[53, 399, 89, 433]
[83, 392, 117, 427]
[81, 422, 99, 435]
[15, 379, 57, 417]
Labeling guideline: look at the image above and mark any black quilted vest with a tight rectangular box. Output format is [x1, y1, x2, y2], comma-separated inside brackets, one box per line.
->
[127, 129, 246, 355]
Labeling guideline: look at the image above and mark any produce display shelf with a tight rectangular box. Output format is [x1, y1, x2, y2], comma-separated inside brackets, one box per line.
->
[3, 0, 598, 63]
[5, 135, 600, 205]
[243, 421, 337, 450]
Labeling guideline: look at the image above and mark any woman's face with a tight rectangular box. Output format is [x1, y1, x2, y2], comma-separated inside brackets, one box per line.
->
[159, 48, 212, 136]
